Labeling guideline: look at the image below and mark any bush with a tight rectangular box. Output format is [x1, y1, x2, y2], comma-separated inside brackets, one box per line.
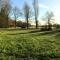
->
[16, 21, 31, 28]
[56, 24, 60, 29]
[41, 25, 52, 31]
[16, 21, 22, 27]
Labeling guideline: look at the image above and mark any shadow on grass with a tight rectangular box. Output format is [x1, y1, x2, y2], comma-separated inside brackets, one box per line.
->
[8, 29, 60, 36]
[28, 29, 60, 35]
[54, 33, 60, 40]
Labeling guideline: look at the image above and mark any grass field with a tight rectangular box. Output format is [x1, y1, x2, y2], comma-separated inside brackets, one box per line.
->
[0, 29, 60, 60]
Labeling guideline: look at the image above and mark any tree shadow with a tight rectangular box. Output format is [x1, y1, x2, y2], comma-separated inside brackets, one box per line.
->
[8, 29, 60, 36]
[29, 29, 60, 36]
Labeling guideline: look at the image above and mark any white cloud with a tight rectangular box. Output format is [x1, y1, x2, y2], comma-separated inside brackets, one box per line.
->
[39, 4, 50, 9]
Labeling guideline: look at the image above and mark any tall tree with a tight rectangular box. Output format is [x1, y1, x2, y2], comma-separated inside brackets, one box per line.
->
[13, 7, 21, 28]
[0, 0, 12, 27]
[33, 0, 39, 29]
[23, 2, 30, 29]
[4, 3, 12, 27]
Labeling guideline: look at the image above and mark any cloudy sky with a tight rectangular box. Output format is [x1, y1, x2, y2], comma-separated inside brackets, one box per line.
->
[11, 0, 60, 24]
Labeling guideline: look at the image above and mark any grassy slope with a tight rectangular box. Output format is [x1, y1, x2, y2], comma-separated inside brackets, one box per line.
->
[0, 29, 60, 60]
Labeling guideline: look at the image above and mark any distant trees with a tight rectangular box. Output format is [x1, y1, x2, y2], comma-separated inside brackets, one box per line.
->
[41, 11, 55, 31]
[33, 0, 39, 29]
[0, 0, 31, 28]
[0, 0, 58, 30]
[23, 2, 30, 29]
[16, 21, 31, 28]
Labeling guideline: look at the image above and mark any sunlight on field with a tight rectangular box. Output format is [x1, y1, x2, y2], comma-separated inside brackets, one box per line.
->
[0, 0, 60, 60]
[0, 29, 60, 60]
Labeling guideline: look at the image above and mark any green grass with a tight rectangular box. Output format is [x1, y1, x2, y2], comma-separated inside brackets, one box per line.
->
[0, 29, 60, 60]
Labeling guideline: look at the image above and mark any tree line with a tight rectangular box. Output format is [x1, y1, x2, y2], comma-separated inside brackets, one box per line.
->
[0, 0, 59, 30]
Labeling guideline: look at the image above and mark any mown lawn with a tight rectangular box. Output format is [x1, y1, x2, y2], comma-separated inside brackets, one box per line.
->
[0, 29, 60, 60]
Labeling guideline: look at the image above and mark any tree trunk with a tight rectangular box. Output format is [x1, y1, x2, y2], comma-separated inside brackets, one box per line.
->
[35, 17, 38, 29]
[48, 19, 51, 30]
[36, 20, 38, 29]
[15, 19, 16, 28]
[26, 15, 29, 29]
[6, 16, 9, 28]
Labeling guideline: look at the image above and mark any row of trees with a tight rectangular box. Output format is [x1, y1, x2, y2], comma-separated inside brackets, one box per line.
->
[0, 0, 40, 29]
[0, 0, 55, 30]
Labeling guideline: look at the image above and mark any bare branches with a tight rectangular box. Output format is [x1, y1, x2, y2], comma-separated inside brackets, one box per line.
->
[33, 0, 39, 29]
[23, 2, 30, 29]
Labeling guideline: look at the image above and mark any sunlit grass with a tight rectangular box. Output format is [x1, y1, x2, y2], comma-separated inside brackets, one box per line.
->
[0, 29, 60, 60]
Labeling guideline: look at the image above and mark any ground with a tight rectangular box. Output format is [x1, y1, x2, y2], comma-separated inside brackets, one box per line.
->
[0, 28, 60, 60]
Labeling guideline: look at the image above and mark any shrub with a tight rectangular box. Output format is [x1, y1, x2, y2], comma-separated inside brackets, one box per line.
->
[41, 25, 52, 31]
[16, 21, 31, 28]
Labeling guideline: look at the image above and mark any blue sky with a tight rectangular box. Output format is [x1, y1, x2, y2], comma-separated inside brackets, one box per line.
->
[11, 0, 60, 24]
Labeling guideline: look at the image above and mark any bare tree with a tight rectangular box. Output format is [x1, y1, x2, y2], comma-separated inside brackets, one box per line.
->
[45, 11, 54, 30]
[13, 7, 21, 28]
[4, 3, 12, 27]
[33, 0, 39, 29]
[23, 2, 30, 29]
